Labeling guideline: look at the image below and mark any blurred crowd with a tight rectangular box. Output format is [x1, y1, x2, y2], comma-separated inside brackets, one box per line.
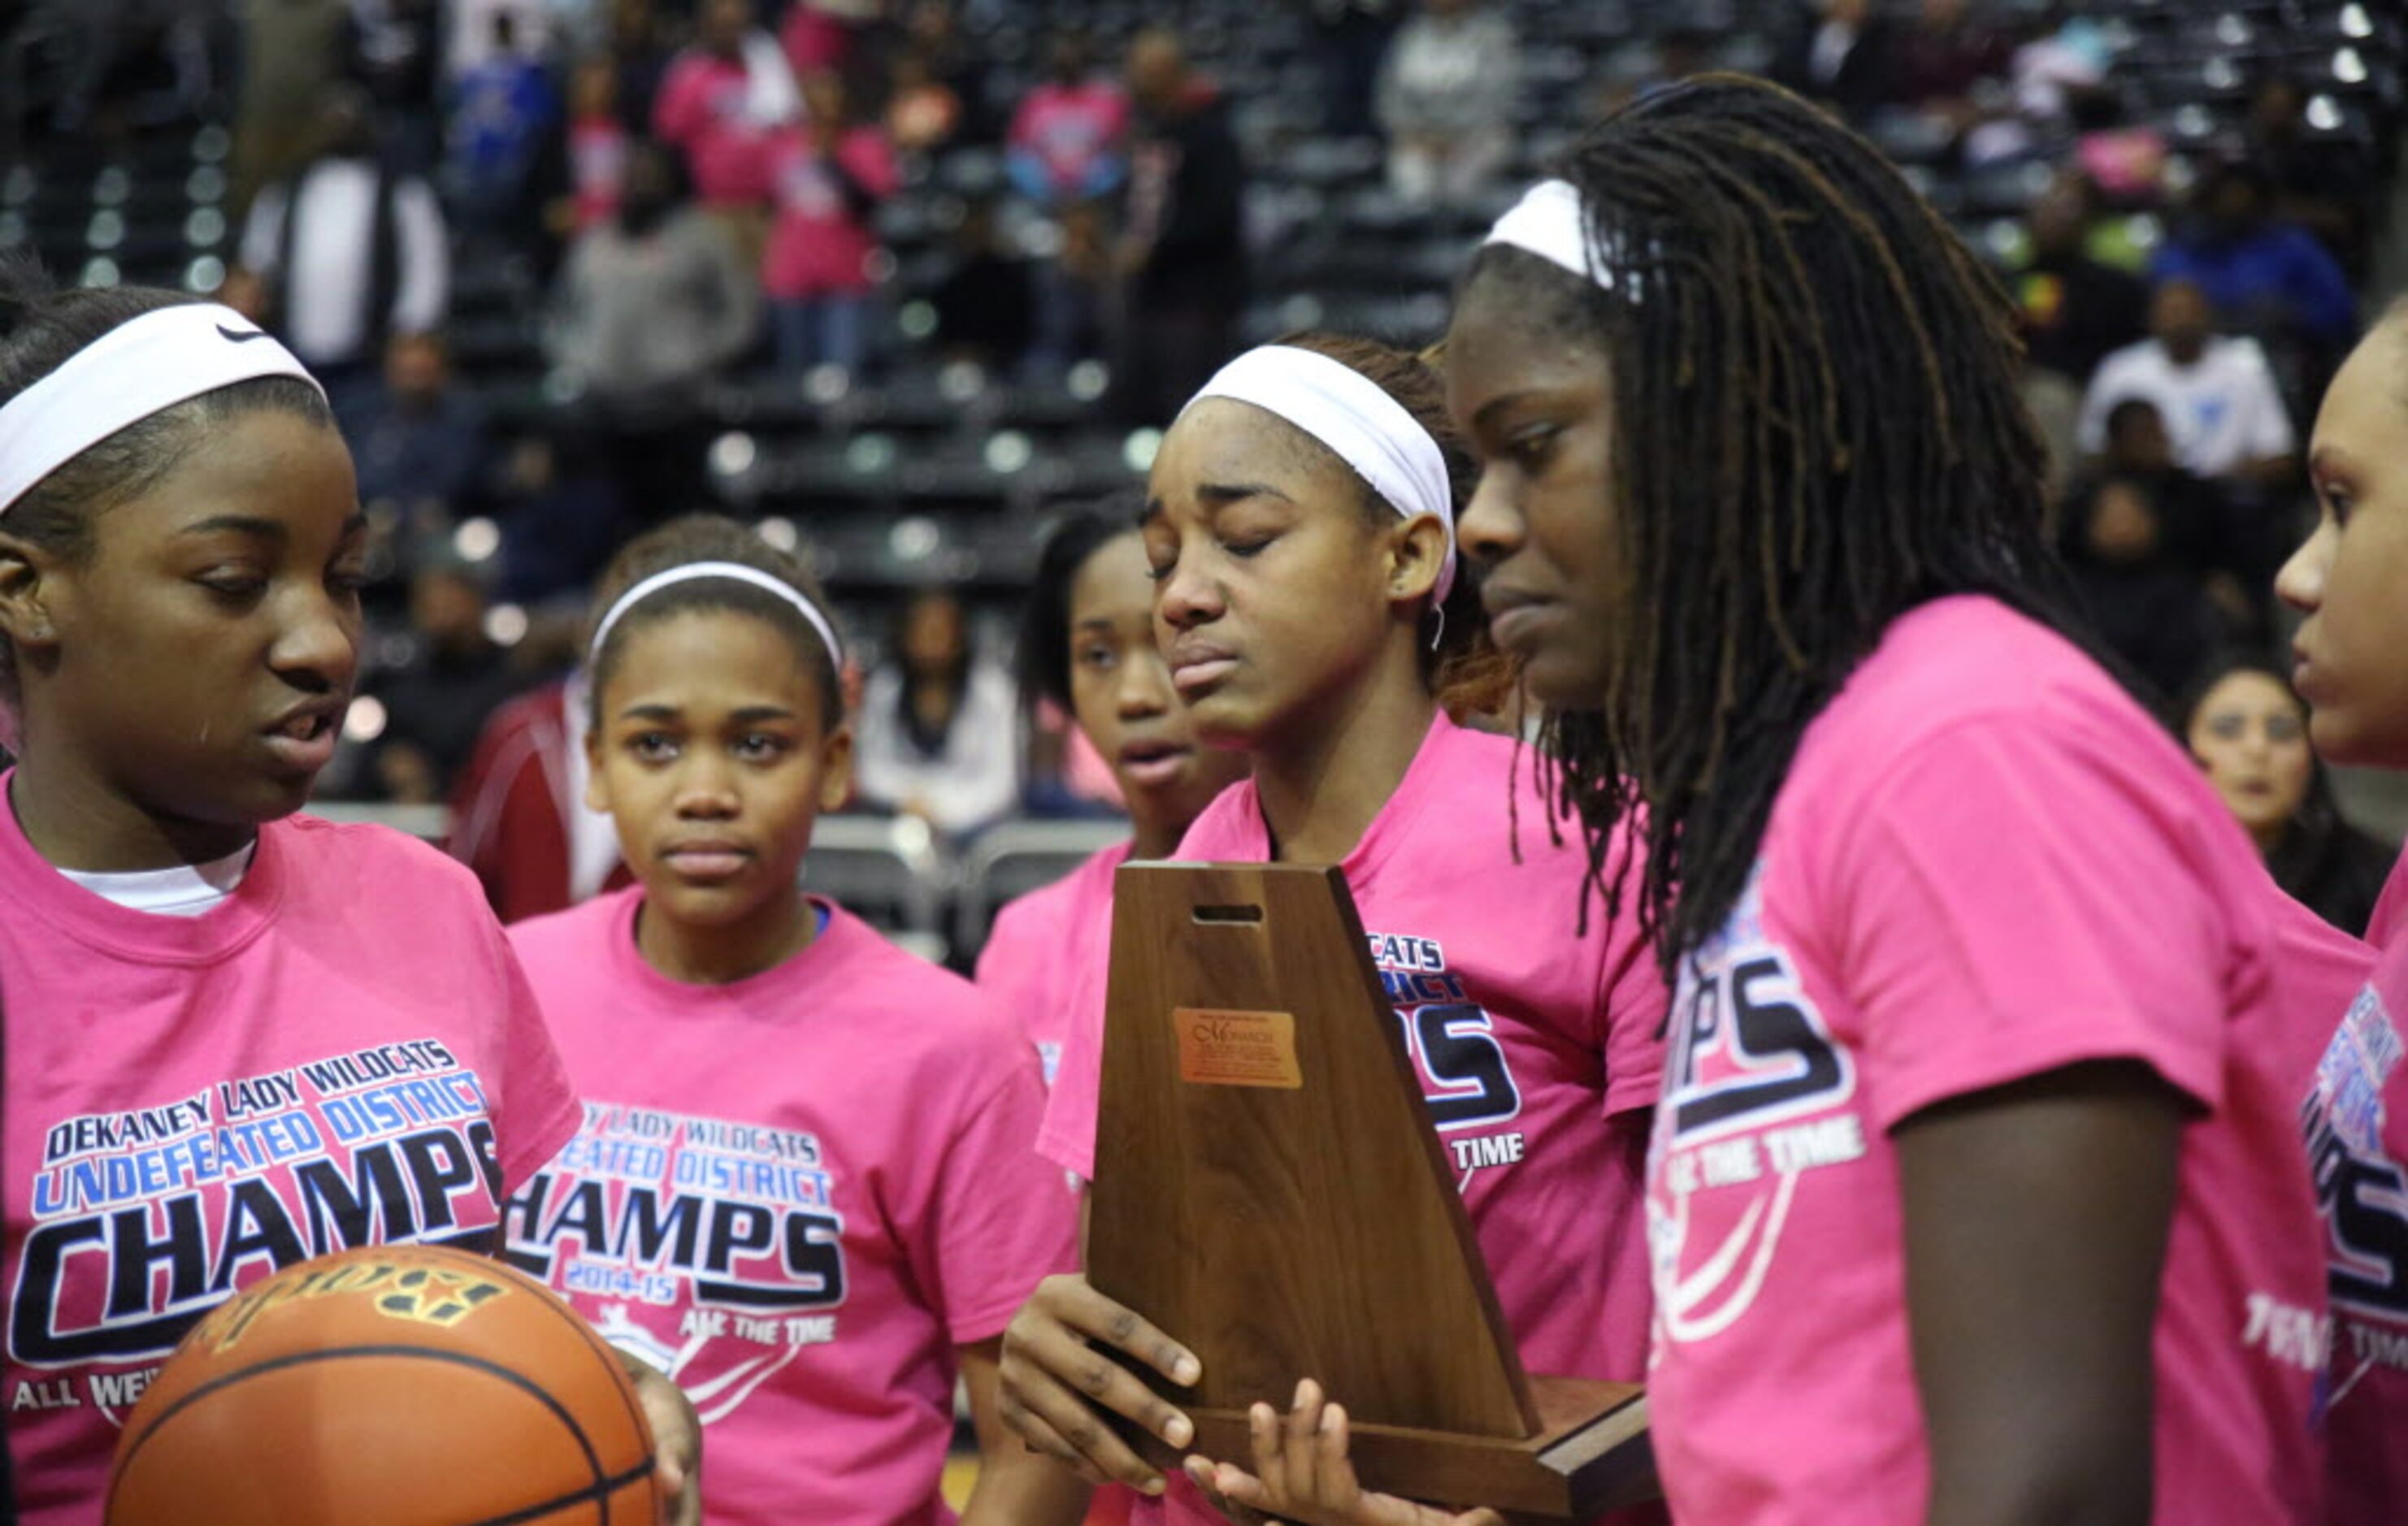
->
[6, 0, 2400, 941]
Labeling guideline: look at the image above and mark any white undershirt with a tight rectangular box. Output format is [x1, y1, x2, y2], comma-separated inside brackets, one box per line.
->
[57, 843, 256, 917]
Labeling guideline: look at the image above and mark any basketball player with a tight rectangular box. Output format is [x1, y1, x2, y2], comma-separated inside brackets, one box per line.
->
[994, 333, 1668, 1526]
[0, 266, 708, 1523]
[2276, 298, 2408, 1526]
[974, 506, 1247, 1086]
[1202, 76, 2358, 1526]
[498, 515, 1089, 1526]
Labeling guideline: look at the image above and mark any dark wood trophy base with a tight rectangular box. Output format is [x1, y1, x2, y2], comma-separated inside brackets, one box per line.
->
[1087, 864, 1655, 1518]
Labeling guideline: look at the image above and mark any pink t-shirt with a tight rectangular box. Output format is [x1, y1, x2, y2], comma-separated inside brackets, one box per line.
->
[503, 888, 1078, 1526]
[974, 839, 1132, 1086]
[0, 795, 581, 1526]
[760, 124, 896, 301]
[1041, 713, 1667, 1526]
[568, 113, 630, 230]
[1645, 596, 2338, 1525]
[651, 51, 778, 207]
[1008, 80, 1130, 194]
[2304, 845, 2408, 1526]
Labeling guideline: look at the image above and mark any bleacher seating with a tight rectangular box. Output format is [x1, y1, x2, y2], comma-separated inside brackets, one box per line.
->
[7, 1, 2400, 960]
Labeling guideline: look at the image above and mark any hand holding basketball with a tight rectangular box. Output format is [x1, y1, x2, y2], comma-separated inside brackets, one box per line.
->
[106, 1245, 664, 1526]
[619, 1355, 703, 1526]
[1185, 1380, 1508, 1526]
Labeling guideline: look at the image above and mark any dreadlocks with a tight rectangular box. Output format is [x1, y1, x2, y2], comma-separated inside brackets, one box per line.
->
[1462, 75, 2089, 978]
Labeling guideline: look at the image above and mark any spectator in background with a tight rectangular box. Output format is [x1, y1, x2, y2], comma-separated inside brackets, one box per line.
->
[607, 0, 676, 129]
[2093, 397, 2275, 635]
[449, 672, 628, 924]
[2011, 171, 2146, 383]
[855, 588, 1022, 841]
[341, 330, 489, 524]
[547, 138, 758, 517]
[2153, 158, 2358, 358]
[232, 0, 348, 211]
[1009, 31, 1130, 207]
[1780, 0, 1895, 122]
[886, 50, 964, 154]
[1374, 0, 1520, 207]
[1303, 0, 1400, 138]
[780, 0, 874, 80]
[1031, 198, 1114, 373]
[446, 11, 557, 243]
[2067, 86, 2169, 208]
[341, 0, 446, 173]
[2180, 656, 2393, 935]
[238, 88, 450, 397]
[2245, 75, 2375, 279]
[492, 423, 633, 605]
[367, 561, 528, 804]
[2080, 278, 2297, 490]
[652, 0, 800, 220]
[1884, 0, 2013, 124]
[763, 71, 898, 378]
[447, 0, 555, 76]
[2057, 470, 2224, 702]
[931, 200, 1037, 372]
[894, 0, 992, 145]
[550, 54, 631, 239]
[1115, 28, 1247, 425]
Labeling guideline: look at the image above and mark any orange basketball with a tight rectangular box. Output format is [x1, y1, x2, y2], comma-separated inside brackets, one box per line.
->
[106, 1244, 661, 1526]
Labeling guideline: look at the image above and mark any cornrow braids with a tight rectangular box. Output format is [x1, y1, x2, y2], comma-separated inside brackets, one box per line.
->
[1466, 75, 2091, 978]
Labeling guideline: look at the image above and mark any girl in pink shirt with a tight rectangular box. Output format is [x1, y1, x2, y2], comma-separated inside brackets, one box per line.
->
[2276, 299, 2408, 1526]
[973, 506, 1247, 1084]
[650, 0, 797, 210]
[993, 333, 1668, 1526]
[500, 514, 1088, 1526]
[0, 273, 647, 1522]
[1210, 76, 2345, 1526]
[761, 72, 896, 377]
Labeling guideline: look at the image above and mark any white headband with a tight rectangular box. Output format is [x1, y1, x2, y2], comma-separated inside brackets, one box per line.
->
[1183, 345, 1457, 605]
[0, 303, 323, 515]
[1484, 179, 1631, 296]
[590, 561, 845, 670]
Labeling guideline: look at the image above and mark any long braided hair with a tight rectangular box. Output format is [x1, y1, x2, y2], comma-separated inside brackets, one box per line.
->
[1461, 76, 2090, 977]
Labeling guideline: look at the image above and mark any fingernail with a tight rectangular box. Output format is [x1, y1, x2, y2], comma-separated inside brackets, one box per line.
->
[1143, 1476, 1165, 1497]
[1321, 1404, 1343, 1435]
[1293, 1378, 1311, 1408]
[1165, 1415, 1194, 1447]
[1174, 1355, 1201, 1385]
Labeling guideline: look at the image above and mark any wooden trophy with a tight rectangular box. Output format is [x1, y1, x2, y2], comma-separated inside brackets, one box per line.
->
[1086, 862, 1653, 1518]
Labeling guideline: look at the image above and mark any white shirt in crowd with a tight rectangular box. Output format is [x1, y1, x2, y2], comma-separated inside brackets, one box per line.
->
[2076, 334, 2297, 479]
[853, 663, 1023, 839]
[240, 159, 450, 367]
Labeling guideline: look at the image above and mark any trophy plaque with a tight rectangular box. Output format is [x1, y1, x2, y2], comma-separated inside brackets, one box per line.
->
[1085, 862, 1653, 1517]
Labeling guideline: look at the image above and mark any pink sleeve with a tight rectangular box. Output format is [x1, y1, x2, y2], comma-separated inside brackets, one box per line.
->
[1829, 717, 2232, 1133]
[1595, 861, 1670, 1120]
[653, 60, 701, 144]
[910, 1051, 1079, 1343]
[1036, 949, 1105, 1180]
[482, 921, 583, 1194]
[843, 129, 898, 197]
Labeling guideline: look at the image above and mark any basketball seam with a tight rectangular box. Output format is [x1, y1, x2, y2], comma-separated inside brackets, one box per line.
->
[493, 1255, 657, 1458]
[458, 1458, 657, 1526]
[106, 1345, 610, 1519]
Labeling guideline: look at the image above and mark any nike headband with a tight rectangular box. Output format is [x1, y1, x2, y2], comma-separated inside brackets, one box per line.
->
[0, 303, 323, 516]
